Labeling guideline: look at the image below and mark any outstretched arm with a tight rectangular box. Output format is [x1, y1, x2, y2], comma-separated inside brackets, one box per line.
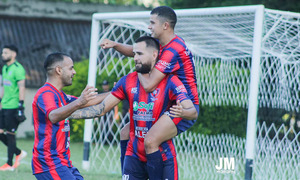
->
[138, 68, 166, 92]
[69, 93, 121, 119]
[48, 86, 97, 124]
[169, 100, 198, 120]
[100, 39, 134, 57]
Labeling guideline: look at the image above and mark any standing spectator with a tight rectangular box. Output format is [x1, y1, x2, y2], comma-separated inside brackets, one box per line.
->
[0, 45, 27, 171]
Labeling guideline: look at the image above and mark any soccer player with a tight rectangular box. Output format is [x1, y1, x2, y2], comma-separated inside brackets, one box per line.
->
[31, 52, 107, 179]
[0, 45, 27, 171]
[100, 5, 199, 177]
[70, 36, 198, 179]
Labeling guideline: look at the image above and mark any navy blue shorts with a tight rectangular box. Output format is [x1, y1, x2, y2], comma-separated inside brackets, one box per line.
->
[173, 104, 199, 135]
[123, 156, 178, 180]
[34, 166, 83, 180]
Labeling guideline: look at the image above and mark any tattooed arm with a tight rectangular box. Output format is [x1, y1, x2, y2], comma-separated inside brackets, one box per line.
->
[69, 93, 121, 119]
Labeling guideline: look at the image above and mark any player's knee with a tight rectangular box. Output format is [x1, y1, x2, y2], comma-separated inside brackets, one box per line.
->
[144, 134, 158, 153]
[120, 125, 130, 140]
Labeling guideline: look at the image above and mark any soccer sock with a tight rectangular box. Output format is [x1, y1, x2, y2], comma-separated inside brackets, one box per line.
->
[146, 150, 163, 180]
[120, 139, 128, 174]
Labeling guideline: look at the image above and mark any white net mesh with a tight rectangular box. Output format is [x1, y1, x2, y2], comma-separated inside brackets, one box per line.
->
[89, 6, 300, 179]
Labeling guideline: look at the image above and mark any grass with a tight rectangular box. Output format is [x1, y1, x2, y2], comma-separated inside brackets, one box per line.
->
[0, 138, 121, 180]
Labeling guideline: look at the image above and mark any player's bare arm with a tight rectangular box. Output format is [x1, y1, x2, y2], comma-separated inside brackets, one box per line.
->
[48, 85, 97, 124]
[17, 79, 26, 101]
[170, 100, 198, 120]
[82, 91, 110, 108]
[100, 39, 134, 57]
[69, 93, 121, 119]
[137, 68, 166, 92]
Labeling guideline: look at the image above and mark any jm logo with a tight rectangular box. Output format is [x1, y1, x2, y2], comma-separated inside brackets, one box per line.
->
[215, 157, 235, 173]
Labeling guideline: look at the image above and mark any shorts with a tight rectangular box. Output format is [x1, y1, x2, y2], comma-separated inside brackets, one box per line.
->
[34, 166, 83, 180]
[123, 156, 178, 180]
[166, 104, 199, 135]
[0, 109, 19, 133]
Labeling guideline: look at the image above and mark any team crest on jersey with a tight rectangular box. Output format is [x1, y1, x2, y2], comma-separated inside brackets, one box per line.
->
[150, 88, 160, 101]
[131, 87, 137, 94]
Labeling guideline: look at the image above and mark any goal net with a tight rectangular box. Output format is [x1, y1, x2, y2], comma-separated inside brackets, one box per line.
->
[86, 5, 300, 179]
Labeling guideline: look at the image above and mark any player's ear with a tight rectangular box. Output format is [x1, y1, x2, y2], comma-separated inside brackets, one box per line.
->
[55, 65, 62, 75]
[152, 50, 158, 61]
[163, 21, 169, 30]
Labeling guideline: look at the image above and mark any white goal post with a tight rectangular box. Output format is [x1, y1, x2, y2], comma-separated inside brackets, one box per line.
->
[84, 5, 300, 180]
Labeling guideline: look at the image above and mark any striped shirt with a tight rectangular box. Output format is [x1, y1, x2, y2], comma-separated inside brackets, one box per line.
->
[155, 35, 199, 105]
[32, 82, 77, 174]
[112, 72, 189, 162]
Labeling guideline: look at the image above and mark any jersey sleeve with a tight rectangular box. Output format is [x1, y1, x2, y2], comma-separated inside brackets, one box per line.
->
[155, 48, 180, 74]
[15, 64, 26, 81]
[37, 91, 60, 120]
[63, 92, 78, 104]
[111, 76, 127, 101]
[168, 75, 189, 102]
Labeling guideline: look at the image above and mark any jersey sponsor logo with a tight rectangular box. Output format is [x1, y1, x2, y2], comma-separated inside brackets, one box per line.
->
[133, 113, 155, 122]
[135, 126, 148, 138]
[150, 88, 160, 101]
[133, 101, 154, 111]
[3, 79, 12, 86]
[131, 87, 137, 94]
[156, 60, 171, 70]
[175, 85, 186, 93]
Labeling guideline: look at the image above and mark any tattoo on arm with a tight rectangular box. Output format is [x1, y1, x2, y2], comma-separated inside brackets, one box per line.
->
[69, 102, 106, 119]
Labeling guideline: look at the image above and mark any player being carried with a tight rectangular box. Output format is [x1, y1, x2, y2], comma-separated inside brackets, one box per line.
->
[100, 5, 199, 178]
[70, 36, 198, 179]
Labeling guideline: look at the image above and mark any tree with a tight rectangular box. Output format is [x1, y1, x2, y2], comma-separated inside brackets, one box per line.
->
[162, 0, 300, 12]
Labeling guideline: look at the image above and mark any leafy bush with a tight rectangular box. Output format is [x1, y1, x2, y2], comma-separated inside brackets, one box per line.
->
[190, 105, 248, 138]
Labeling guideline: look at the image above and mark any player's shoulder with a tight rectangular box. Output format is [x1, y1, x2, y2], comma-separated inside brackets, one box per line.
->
[165, 36, 187, 52]
[35, 84, 56, 97]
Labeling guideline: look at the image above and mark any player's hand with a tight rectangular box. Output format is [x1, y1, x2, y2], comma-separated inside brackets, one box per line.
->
[0, 129, 4, 134]
[100, 39, 116, 49]
[169, 100, 184, 118]
[77, 85, 98, 107]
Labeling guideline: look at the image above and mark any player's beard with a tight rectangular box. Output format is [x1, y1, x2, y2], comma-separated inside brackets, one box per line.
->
[2, 57, 11, 64]
[136, 62, 151, 74]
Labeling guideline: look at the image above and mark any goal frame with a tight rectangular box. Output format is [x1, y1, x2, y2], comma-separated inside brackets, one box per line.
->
[84, 5, 265, 180]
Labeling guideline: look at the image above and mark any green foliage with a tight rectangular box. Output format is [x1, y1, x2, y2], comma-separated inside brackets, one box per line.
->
[163, 0, 300, 12]
[190, 105, 248, 137]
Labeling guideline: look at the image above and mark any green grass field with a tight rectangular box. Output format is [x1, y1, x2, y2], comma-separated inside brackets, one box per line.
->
[0, 138, 121, 180]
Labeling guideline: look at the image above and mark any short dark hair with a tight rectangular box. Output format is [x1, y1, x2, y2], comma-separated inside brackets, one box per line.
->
[135, 36, 159, 52]
[3, 44, 18, 55]
[44, 52, 69, 71]
[151, 6, 177, 29]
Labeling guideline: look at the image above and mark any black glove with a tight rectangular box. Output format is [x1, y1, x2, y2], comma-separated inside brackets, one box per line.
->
[16, 101, 26, 123]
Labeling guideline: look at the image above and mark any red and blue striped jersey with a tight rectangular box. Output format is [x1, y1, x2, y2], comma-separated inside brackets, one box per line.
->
[155, 35, 199, 105]
[111, 72, 189, 162]
[31, 82, 77, 174]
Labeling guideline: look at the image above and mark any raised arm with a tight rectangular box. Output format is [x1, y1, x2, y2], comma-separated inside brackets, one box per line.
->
[169, 100, 198, 120]
[48, 86, 97, 124]
[100, 39, 134, 57]
[69, 93, 121, 119]
[138, 68, 166, 92]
